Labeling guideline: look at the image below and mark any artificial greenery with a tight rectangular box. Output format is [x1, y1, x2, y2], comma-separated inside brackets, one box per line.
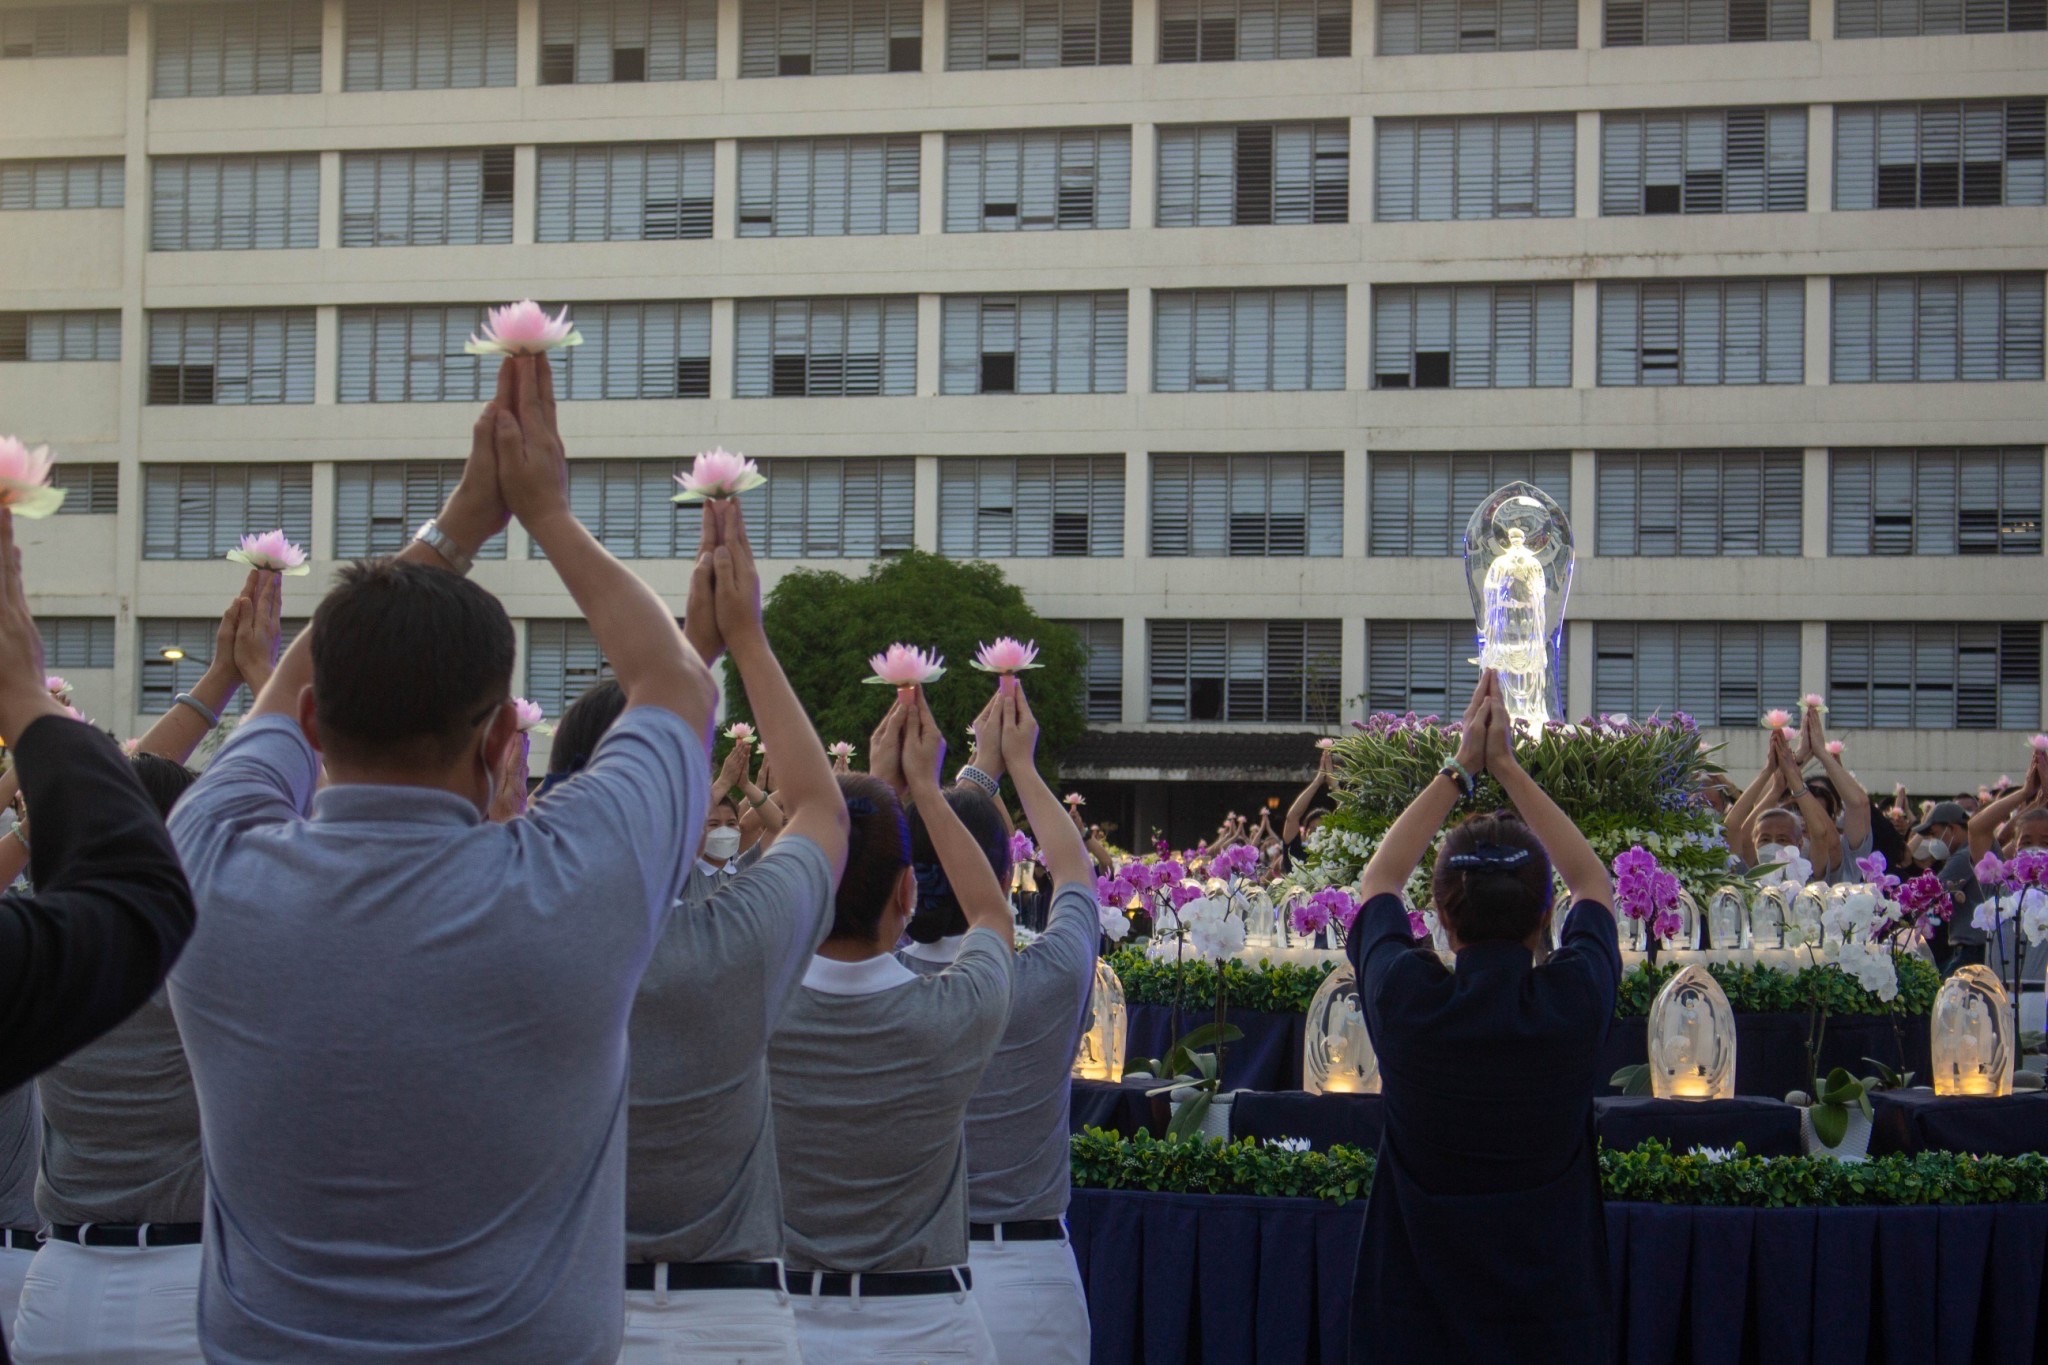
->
[1070, 1133, 2048, 1208]
[1614, 957, 1942, 1020]
[1107, 947, 1339, 1015]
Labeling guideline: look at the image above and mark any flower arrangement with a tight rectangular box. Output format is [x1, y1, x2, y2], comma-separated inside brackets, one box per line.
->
[673, 448, 766, 503]
[225, 530, 309, 575]
[862, 643, 945, 688]
[1288, 886, 1361, 945]
[1614, 845, 1683, 942]
[0, 437, 64, 518]
[971, 637, 1041, 676]
[465, 300, 580, 355]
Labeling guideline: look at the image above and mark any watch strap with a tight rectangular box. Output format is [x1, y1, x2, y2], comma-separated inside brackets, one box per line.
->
[412, 519, 475, 576]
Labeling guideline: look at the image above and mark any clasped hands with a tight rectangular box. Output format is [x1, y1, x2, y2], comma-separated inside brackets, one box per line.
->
[1450, 670, 1521, 782]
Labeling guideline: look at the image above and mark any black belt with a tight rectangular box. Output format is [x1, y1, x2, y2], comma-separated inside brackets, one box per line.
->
[626, 1260, 785, 1292]
[48, 1223, 202, 1247]
[969, 1219, 1065, 1243]
[1, 1228, 38, 1250]
[800, 1268, 971, 1297]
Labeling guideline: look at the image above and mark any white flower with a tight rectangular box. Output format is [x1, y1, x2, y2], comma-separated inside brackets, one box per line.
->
[1755, 854, 1814, 888]
[1264, 1137, 1311, 1154]
[1013, 924, 1041, 950]
[1690, 1145, 1735, 1164]
[1783, 917, 1820, 950]
[2023, 890, 2048, 946]
[1822, 891, 1878, 943]
[1832, 940, 1899, 1002]
[1098, 902, 1131, 942]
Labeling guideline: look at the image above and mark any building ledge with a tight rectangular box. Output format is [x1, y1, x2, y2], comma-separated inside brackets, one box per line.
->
[1062, 730, 1323, 783]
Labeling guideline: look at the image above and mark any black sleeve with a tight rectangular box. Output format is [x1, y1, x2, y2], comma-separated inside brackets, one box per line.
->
[0, 716, 196, 1090]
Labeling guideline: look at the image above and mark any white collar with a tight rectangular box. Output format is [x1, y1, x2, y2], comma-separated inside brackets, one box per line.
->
[803, 953, 918, 996]
[696, 858, 732, 879]
[901, 935, 966, 965]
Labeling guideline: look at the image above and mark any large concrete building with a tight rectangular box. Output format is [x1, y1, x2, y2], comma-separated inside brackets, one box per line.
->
[0, 0, 2040, 843]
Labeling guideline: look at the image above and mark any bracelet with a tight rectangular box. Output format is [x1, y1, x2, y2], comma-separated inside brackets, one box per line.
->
[411, 519, 475, 577]
[1438, 759, 1475, 802]
[956, 765, 1000, 797]
[9, 827, 27, 855]
[173, 692, 221, 729]
[747, 791, 770, 810]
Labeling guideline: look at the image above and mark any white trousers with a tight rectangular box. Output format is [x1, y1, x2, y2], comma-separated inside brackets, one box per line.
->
[967, 1234, 1090, 1365]
[790, 1273, 997, 1364]
[619, 1285, 804, 1364]
[11, 1240, 203, 1364]
[0, 1245, 34, 1348]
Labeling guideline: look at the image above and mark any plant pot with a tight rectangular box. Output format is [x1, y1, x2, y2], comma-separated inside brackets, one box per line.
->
[1798, 1104, 1873, 1161]
[1168, 1088, 1235, 1141]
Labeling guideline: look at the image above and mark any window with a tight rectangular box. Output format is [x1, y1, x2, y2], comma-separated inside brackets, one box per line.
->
[2, 7, 127, 58]
[1829, 448, 2043, 556]
[1056, 620, 1124, 722]
[338, 305, 490, 403]
[1153, 287, 1345, 392]
[335, 462, 508, 559]
[0, 312, 120, 362]
[341, 147, 516, 246]
[0, 158, 124, 210]
[50, 463, 120, 514]
[1597, 451, 1803, 556]
[1366, 621, 1480, 715]
[147, 310, 316, 405]
[553, 300, 712, 399]
[40, 618, 114, 669]
[525, 620, 612, 718]
[1828, 623, 2041, 730]
[940, 293, 1126, 395]
[1157, 123, 1347, 228]
[1598, 279, 1805, 386]
[1379, 0, 1576, 52]
[537, 142, 714, 242]
[151, 154, 320, 251]
[1837, 0, 2044, 36]
[743, 458, 916, 557]
[539, 0, 717, 82]
[141, 617, 308, 713]
[944, 129, 1130, 232]
[1148, 619, 1341, 722]
[1160, 0, 1350, 59]
[947, 0, 1131, 66]
[1835, 101, 2046, 212]
[938, 457, 1125, 557]
[153, 1, 323, 97]
[1603, 0, 1807, 42]
[737, 136, 919, 237]
[1832, 274, 2045, 383]
[1376, 115, 1575, 222]
[1373, 283, 1572, 389]
[1595, 622, 1801, 727]
[1368, 451, 1572, 555]
[142, 464, 313, 561]
[739, 0, 922, 76]
[734, 297, 918, 397]
[1601, 108, 1807, 216]
[544, 459, 703, 559]
[1150, 453, 1343, 557]
[344, 0, 516, 89]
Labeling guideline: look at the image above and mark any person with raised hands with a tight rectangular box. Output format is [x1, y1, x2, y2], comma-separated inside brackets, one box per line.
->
[164, 353, 718, 1363]
[1347, 671, 1620, 1365]
[767, 685, 1014, 1363]
[897, 680, 1099, 1365]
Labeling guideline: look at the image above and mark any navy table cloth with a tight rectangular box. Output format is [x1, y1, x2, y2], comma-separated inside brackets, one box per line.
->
[1869, 1088, 2048, 1158]
[1598, 1012, 1933, 1101]
[1068, 1188, 2048, 1365]
[1227, 1092, 1804, 1158]
[1071, 1077, 1169, 1137]
[1125, 1003, 1304, 1092]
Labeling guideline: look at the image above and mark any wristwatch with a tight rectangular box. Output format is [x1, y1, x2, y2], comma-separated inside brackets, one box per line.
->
[1438, 759, 1476, 802]
[411, 519, 475, 576]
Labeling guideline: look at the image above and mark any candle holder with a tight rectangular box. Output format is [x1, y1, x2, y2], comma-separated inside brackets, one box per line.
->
[1705, 887, 1748, 951]
[1071, 958, 1128, 1082]
[1648, 964, 1737, 1100]
[1303, 960, 1380, 1095]
[1931, 964, 2014, 1098]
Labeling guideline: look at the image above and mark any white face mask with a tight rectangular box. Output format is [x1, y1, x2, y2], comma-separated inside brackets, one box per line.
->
[1758, 842, 1806, 867]
[1917, 838, 1950, 864]
[703, 827, 743, 861]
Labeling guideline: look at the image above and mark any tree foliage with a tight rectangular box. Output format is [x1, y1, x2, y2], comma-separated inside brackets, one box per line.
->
[727, 551, 1088, 764]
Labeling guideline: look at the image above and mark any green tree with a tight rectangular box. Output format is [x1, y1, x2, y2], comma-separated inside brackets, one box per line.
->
[726, 551, 1088, 764]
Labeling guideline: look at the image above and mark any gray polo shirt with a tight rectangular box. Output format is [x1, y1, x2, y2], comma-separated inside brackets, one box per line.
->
[168, 708, 703, 1364]
[678, 842, 764, 910]
[35, 988, 202, 1225]
[0, 1085, 38, 1232]
[901, 884, 1098, 1224]
[627, 835, 833, 1265]
[768, 928, 1012, 1274]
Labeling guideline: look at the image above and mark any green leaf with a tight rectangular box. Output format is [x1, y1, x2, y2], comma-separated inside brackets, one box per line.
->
[1174, 1022, 1246, 1053]
[1164, 1089, 1214, 1141]
[1812, 1102, 1848, 1149]
[1610, 1063, 1653, 1097]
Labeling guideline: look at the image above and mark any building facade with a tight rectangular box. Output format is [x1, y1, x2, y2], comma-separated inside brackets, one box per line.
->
[0, 0, 2041, 842]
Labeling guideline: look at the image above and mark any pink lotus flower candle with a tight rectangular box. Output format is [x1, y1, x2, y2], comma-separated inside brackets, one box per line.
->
[1316, 738, 1336, 751]
[1762, 708, 1791, 730]
[1803, 693, 1828, 714]
[512, 698, 552, 736]
[971, 637, 1041, 676]
[827, 741, 855, 761]
[44, 676, 71, 701]
[1065, 793, 1086, 807]
[119, 737, 141, 756]
[2034, 735, 2048, 753]
[464, 300, 581, 356]
[0, 436, 65, 519]
[226, 530, 310, 576]
[673, 448, 767, 503]
[724, 722, 755, 743]
[863, 643, 945, 688]
[1826, 741, 1844, 757]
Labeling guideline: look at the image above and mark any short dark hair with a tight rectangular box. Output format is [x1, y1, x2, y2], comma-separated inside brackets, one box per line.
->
[310, 560, 516, 769]
[1805, 777, 1841, 819]
[905, 784, 1010, 944]
[548, 678, 626, 776]
[130, 753, 198, 820]
[831, 773, 910, 943]
[1431, 812, 1552, 945]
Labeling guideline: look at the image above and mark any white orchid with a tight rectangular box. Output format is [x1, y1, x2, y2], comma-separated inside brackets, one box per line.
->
[1832, 939, 1899, 1003]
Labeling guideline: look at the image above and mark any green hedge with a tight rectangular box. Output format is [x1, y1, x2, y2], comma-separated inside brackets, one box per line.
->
[1615, 957, 1942, 1020]
[1106, 947, 1338, 1015]
[1071, 1131, 2048, 1208]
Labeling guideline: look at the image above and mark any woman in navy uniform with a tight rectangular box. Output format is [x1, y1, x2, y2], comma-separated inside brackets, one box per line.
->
[1346, 671, 1620, 1364]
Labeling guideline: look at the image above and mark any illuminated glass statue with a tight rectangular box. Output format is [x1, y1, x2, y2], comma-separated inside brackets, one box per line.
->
[1464, 483, 1575, 728]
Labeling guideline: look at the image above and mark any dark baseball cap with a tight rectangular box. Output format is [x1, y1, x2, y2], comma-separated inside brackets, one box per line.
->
[1914, 801, 1970, 835]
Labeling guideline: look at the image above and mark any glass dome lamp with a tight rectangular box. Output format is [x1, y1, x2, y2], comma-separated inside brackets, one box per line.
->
[1303, 960, 1380, 1095]
[1705, 887, 1749, 950]
[1657, 890, 1703, 952]
[1749, 884, 1792, 949]
[1931, 964, 2014, 1097]
[1790, 885, 1830, 943]
[1647, 964, 1737, 1100]
[1242, 885, 1278, 949]
[1071, 958, 1128, 1082]
[1549, 889, 1575, 950]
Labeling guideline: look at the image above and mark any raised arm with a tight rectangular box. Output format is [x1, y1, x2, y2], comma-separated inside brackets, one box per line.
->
[1776, 737, 1841, 874]
[1484, 684, 1612, 907]
[1971, 753, 2044, 860]
[136, 572, 283, 764]
[1803, 702, 1870, 852]
[999, 683, 1092, 890]
[1284, 747, 1330, 843]
[1359, 673, 1492, 902]
[902, 685, 1013, 949]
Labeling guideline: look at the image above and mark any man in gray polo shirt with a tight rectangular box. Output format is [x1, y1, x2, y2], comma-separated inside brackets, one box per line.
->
[0, 1086, 35, 1350]
[167, 357, 717, 1362]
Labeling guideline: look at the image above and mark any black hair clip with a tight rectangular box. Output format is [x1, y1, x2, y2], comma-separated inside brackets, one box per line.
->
[844, 796, 878, 818]
[912, 860, 953, 904]
[1444, 844, 1533, 871]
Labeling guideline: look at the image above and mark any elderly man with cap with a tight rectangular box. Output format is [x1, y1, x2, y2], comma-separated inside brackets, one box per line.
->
[1915, 800, 1986, 971]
